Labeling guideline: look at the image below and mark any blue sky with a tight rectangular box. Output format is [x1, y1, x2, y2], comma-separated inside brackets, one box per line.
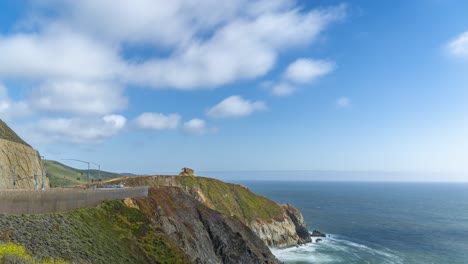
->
[0, 0, 467, 180]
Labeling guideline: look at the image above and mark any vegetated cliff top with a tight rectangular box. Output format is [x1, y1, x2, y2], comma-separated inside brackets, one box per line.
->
[85, 174, 311, 248]
[99, 175, 286, 223]
[0, 119, 30, 147]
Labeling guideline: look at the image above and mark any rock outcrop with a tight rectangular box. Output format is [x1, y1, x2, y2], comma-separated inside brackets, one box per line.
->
[0, 120, 48, 189]
[134, 187, 280, 264]
[102, 175, 312, 248]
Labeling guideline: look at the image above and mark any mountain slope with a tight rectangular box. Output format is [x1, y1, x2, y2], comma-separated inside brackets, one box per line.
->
[0, 119, 30, 147]
[0, 186, 280, 263]
[100, 175, 312, 248]
[0, 120, 47, 189]
[44, 160, 123, 187]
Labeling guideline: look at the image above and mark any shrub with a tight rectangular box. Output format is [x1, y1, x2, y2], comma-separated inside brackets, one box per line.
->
[0, 243, 30, 263]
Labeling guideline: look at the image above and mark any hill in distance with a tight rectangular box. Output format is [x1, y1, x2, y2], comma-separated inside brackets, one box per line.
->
[44, 160, 124, 187]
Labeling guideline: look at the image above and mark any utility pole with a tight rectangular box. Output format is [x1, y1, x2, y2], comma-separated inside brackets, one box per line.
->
[62, 159, 100, 182]
[90, 162, 101, 181]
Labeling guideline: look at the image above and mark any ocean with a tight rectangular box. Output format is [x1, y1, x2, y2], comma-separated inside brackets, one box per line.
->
[238, 181, 468, 264]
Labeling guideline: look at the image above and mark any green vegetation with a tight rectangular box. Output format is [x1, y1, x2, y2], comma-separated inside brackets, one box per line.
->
[44, 160, 123, 187]
[0, 243, 29, 262]
[132, 176, 285, 223]
[0, 200, 190, 264]
[175, 176, 285, 222]
[0, 120, 30, 147]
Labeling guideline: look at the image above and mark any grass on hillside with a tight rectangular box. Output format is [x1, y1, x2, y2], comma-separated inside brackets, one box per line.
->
[0, 200, 190, 264]
[174, 176, 285, 223]
[44, 160, 123, 188]
[0, 119, 30, 147]
[119, 175, 285, 223]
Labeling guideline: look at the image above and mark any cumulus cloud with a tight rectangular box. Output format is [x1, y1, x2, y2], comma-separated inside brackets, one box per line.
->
[447, 30, 468, 59]
[0, 29, 123, 81]
[134, 112, 181, 130]
[30, 82, 127, 115]
[336, 97, 351, 108]
[124, 5, 345, 89]
[207, 96, 267, 119]
[35, 115, 126, 143]
[183, 119, 208, 136]
[285, 58, 335, 84]
[265, 58, 334, 96]
[0, 1, 345, 90]
[270, 83, 296, 96]
[0, 1, 345, 144]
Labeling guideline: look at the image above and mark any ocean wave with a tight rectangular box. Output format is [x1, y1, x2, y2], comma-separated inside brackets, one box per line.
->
[271, 234, 403, 264]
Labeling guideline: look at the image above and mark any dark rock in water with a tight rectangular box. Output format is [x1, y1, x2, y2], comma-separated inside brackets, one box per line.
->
[316, 238, 323, 243]
[310, 230, 326, 237]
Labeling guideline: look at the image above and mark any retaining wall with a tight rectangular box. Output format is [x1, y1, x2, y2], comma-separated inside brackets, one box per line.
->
[0, 186, 148, 214]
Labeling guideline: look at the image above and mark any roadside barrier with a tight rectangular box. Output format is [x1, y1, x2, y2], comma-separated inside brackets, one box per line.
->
[0, 186, 148, 214]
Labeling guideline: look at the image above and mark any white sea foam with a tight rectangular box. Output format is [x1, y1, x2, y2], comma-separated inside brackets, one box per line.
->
[271, 234, 403, 264]
[271, 244, 339, 263]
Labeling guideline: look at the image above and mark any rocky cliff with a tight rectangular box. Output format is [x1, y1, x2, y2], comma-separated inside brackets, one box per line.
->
[0, 120, 48, 189]
[100, 175, 312, 248]
[0, 186, 280, 263]
[0, 121, 311, 263]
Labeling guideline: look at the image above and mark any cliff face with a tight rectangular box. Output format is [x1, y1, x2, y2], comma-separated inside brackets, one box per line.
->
[133, 187, 280, 264]
[103, 175, 312, 248]
[0, 120, 48, 189]
[0, 186, 280, 263]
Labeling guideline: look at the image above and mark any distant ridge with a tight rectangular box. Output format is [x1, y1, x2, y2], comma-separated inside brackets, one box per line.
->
[44, 160, 124, 187]
[0, 119, 30, 146]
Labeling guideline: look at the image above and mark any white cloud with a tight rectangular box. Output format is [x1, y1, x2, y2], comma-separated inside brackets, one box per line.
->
[134, 112, 181, 130]
[0, 84, 32, 120]
[124, 5, 345, 89]
[207, 96, 267, 119]
[183, 119, 208, 136]
[30, 82, 127, 115]
[270, 83, 296, 96]
[285, 58, 335, 84]
[447, 30, 468, 59]
[0, 1, 345, 145]
[336, 97, 351, 108]
[35, 115, 126, 143]
[0, 1, 345, 90]
[0, 29, 123, 81]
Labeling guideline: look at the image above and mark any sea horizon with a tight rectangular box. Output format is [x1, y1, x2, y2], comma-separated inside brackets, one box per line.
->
[192, 170, 468, 183]
[240, 180, 468, 264]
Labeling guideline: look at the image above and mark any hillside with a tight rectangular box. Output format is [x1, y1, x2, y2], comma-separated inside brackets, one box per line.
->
[0, 120, 47, 189]
[0, 186, 280, 264]
[44, 160, 123, 187]
[0, 170, 310, 263]
[97, 175, 311, 248]
[0, 119, 30, 147]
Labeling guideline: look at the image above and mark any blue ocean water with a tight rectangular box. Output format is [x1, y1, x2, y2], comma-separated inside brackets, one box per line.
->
[238, 181, 468, 264]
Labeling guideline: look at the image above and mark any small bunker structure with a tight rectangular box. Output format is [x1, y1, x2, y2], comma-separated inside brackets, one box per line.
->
[179, 167, 195, 177]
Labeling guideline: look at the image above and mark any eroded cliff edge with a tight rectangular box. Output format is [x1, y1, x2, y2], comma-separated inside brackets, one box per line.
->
[0, 119, 48, 189]
[0, 174, 310, 263]
[103, 175, 312, 249]
[0, 186, 280, 263]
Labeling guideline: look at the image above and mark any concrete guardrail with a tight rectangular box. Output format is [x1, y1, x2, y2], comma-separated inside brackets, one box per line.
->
[0, 186, 148, 214]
